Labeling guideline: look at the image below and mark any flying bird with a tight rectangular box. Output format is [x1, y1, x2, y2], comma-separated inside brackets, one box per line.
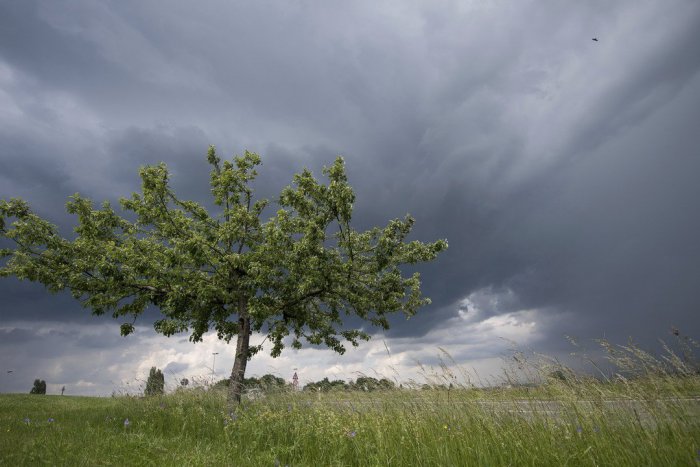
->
[592, 38, 599, 41]
[7, 370, 13, 373]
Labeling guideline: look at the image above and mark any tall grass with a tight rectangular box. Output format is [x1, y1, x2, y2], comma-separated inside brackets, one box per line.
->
[1, 338, 698, 466]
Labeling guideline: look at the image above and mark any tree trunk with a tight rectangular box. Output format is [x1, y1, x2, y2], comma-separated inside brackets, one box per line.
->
[227, 305, 251, 405]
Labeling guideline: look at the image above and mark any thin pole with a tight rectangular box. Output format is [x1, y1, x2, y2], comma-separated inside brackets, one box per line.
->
[212, 352, 219, 376]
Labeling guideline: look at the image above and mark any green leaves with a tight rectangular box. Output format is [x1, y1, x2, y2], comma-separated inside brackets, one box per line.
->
[120, 323, 135, 336]
[0, 147, 447, 361]
[208, 146, 261, 208]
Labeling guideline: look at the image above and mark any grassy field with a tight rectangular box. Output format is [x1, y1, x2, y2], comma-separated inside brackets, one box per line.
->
[1, 342, 699, 466]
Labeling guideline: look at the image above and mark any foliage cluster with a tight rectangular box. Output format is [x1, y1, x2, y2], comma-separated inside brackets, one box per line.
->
[29, 379, 46, 395]
[212, 373, 287, 391]
[144, 367, 165, 397]
[303, 376, 396, 392]
[208, 374, 399, 393]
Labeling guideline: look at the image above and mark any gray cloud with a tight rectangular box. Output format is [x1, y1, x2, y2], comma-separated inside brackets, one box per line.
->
[163, 361, 189, 375]
[1, 0, 699, 394]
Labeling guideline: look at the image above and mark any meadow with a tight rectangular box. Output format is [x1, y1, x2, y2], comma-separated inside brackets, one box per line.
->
[1, 340, 699, 466]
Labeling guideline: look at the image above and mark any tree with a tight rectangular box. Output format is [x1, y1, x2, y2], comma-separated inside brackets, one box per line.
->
[258, 374, 286, 390]
[213, 373, 286, 390]
[304, 377, 348, 392]
[0, 147, 447, 405]
[350, 376, 395, 391]
[145, 367, 165, 396]
[30, 379, 46, 394]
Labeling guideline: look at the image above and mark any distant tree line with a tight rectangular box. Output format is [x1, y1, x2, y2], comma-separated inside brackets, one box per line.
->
[304, 376, 396, 392]
[212, 374, 398, 392]
[213, 373, 287, 391]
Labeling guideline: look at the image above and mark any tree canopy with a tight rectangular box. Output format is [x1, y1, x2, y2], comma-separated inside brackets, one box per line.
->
[1, 147, 447, 403]
[30, 379, 47, 395]
[145, 367, 165, 396]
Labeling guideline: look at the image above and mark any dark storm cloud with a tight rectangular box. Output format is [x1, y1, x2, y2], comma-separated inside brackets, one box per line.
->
[0, 1, 120, 95]
[379, 3, 700, 343]
[2, 0, 700, 395]
[0, 279, 89, 322]
[509, 87, 700, 342]
[0, 322, 125, 355]
[104, 125, 213, 196]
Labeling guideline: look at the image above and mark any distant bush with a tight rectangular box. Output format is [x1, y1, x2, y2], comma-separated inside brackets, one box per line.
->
[352, 376, 395, 391]
[213, 374, 287, 392]
[145, 367, 164, 396]
[30, 379, 46, 394]
[303, 377, 348, 392]
[303, 376, 396, 392]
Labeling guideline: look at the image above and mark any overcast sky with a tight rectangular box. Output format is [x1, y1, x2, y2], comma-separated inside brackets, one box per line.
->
[1, 0, 699, 396]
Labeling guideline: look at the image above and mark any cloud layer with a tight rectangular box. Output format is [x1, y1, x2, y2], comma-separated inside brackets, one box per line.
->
[1, 0, 699, 394]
